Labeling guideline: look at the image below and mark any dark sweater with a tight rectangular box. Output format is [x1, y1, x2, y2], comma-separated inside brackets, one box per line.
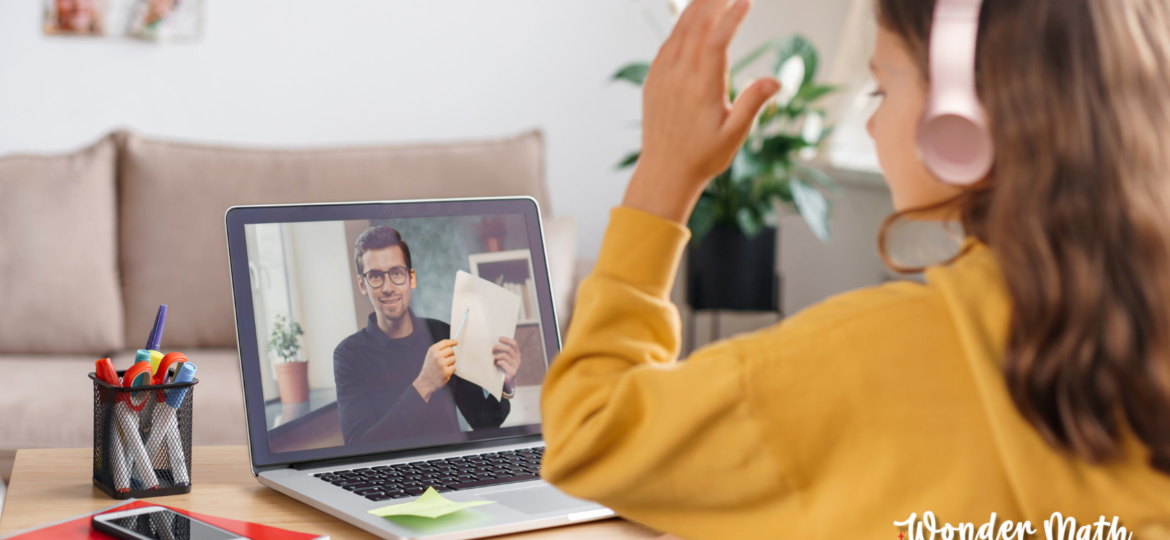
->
[333, 310, 510, 446]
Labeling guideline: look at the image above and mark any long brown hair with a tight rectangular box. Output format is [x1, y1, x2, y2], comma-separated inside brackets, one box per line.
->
[878, 0, 1170, 472]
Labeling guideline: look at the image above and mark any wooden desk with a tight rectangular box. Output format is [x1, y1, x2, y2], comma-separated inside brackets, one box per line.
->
[0, 447, 660, 539]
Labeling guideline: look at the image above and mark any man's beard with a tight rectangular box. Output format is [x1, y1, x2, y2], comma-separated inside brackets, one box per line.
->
[377, 295, 408, 322]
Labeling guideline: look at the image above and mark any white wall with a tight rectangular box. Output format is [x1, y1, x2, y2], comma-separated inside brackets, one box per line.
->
[286, 221, 358, 391]
[0, 0, 853, 260]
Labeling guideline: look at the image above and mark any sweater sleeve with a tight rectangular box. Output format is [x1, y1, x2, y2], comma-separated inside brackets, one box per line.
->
[540, 207, 787, 518]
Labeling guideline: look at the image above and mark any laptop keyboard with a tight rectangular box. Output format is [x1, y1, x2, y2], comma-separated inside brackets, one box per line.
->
[313, 446, 544, 502]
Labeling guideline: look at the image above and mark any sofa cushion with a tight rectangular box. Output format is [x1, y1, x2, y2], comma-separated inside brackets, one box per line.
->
[0, 350, 246, 451]
[117, 131, 548, 349]
[0, 136, 124, 354]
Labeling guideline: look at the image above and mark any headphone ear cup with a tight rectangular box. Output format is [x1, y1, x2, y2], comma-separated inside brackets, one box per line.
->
[920, 0, 993, 186]
[918, 112, 995, 185]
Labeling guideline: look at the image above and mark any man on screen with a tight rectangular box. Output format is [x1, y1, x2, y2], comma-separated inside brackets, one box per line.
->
[333, 226, 523, 445]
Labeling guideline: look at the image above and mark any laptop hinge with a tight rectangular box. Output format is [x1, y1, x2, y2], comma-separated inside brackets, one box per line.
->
[289, 434, 543, 471]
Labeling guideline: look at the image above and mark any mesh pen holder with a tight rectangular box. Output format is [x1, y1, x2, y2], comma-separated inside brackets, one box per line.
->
[91, 372, 197, 499]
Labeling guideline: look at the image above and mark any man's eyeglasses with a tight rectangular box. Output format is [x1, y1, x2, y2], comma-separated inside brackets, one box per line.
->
[362, 267, 410, 288]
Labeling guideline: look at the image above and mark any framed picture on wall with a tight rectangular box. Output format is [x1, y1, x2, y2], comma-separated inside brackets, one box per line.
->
[43, 0, 204, 41]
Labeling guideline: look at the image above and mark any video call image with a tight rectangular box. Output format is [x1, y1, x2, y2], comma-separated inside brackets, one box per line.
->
[244, 214, 549, 454]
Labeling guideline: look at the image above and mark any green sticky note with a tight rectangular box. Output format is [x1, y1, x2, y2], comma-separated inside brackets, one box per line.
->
[368, 487, 495, 519]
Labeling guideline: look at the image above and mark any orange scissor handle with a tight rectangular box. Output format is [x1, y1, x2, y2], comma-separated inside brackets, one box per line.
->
[154, 352, 188, 385]
[123, 362, 153, 412]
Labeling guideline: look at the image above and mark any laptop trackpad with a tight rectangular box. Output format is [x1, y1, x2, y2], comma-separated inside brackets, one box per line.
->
[479, 485, 597, 515]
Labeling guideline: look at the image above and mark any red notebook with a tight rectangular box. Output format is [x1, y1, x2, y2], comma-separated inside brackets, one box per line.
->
[0, 499, 328, 540]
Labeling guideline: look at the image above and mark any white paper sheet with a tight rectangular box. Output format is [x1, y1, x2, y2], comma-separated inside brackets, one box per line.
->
[450, 271, 521, 400]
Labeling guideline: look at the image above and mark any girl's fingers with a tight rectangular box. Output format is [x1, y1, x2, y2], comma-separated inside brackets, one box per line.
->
[679, 0, 734, 61]
[723, 77, 780, 145]
[673, 0, 714, 44]
[705, 0, 750, 59]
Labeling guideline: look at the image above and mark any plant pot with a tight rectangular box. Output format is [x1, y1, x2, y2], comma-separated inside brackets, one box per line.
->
[687, 226, 779, 312]
[275, 361, 309, 404]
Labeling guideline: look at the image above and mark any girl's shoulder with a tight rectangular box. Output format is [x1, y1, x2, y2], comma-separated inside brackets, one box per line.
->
[730, 242, 1006, 368]
[763, 278, 947, 346]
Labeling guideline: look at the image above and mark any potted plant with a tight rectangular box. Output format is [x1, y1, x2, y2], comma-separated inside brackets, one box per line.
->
[615, 34, 840, 312]
[269, 314, 309, 404]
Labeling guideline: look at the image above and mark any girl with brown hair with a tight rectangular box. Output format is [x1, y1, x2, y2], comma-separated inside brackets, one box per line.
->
[540, 0, 1170, 537]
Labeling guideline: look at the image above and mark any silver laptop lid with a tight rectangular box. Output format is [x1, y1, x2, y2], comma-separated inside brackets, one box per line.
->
[225, 198, 559, 471]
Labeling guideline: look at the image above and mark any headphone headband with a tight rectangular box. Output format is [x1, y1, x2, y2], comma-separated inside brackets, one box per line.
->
[917, 0, 994, 185]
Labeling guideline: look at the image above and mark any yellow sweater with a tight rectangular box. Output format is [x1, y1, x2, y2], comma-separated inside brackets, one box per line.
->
[541, 207, 1170, 539]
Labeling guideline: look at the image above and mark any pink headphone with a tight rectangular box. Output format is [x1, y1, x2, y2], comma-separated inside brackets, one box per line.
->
[918, 0, 994, 185]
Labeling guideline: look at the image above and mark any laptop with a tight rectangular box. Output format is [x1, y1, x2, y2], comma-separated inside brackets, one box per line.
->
[224, 197, 613, 540]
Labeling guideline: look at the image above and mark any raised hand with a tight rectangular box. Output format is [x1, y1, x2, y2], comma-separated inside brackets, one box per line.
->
[624, 0, 780, 224]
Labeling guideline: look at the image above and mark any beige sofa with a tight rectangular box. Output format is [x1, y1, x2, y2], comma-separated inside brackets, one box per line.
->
[0, 130, 579, 485]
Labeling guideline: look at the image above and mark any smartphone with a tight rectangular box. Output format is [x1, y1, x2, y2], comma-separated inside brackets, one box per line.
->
[91, 507, 249, 540]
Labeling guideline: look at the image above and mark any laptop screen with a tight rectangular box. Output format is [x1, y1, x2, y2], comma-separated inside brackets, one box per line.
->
[226, 199, 554, 467]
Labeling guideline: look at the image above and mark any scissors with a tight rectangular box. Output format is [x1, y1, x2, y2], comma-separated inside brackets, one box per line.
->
[119, 361, 160, 489]
[153, 352, 187, 384]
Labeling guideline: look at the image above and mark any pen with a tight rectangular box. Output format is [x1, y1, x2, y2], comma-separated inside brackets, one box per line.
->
[453, 309, 470, 341]
[120, 362, 160, 490]
[147, 352, 186, 476]
[95, 357, 121, 387]
[149, 350, 164, 376]
[145, 304, 167, 352]
[133, 349, 152, 368]
[144, 362, 196, 486]
[95, 358, 131, 493]
[146, 305, 167, 376]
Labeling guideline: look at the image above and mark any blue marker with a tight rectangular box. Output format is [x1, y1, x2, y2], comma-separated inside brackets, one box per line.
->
[166, 362, 197, 408]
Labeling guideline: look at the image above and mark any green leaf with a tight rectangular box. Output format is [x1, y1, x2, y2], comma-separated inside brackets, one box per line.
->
[616, 150, 641, 170]
[736, 207, 763, 237]
[759, 134, 807, 161]
[790, 178, 831, 241]
[793, 83, 840, 107]
[688, 195, 717, 245]
[731, 37, 785, 76]
[816, 124, 836, 145]
[731, 149, 761, 184]
[758, 174, 795, 205]
[268, 314, 304, 363]
[774, 35, 819, 88]
[613, 62, 651, 86]
[795, 165, 843, 196]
